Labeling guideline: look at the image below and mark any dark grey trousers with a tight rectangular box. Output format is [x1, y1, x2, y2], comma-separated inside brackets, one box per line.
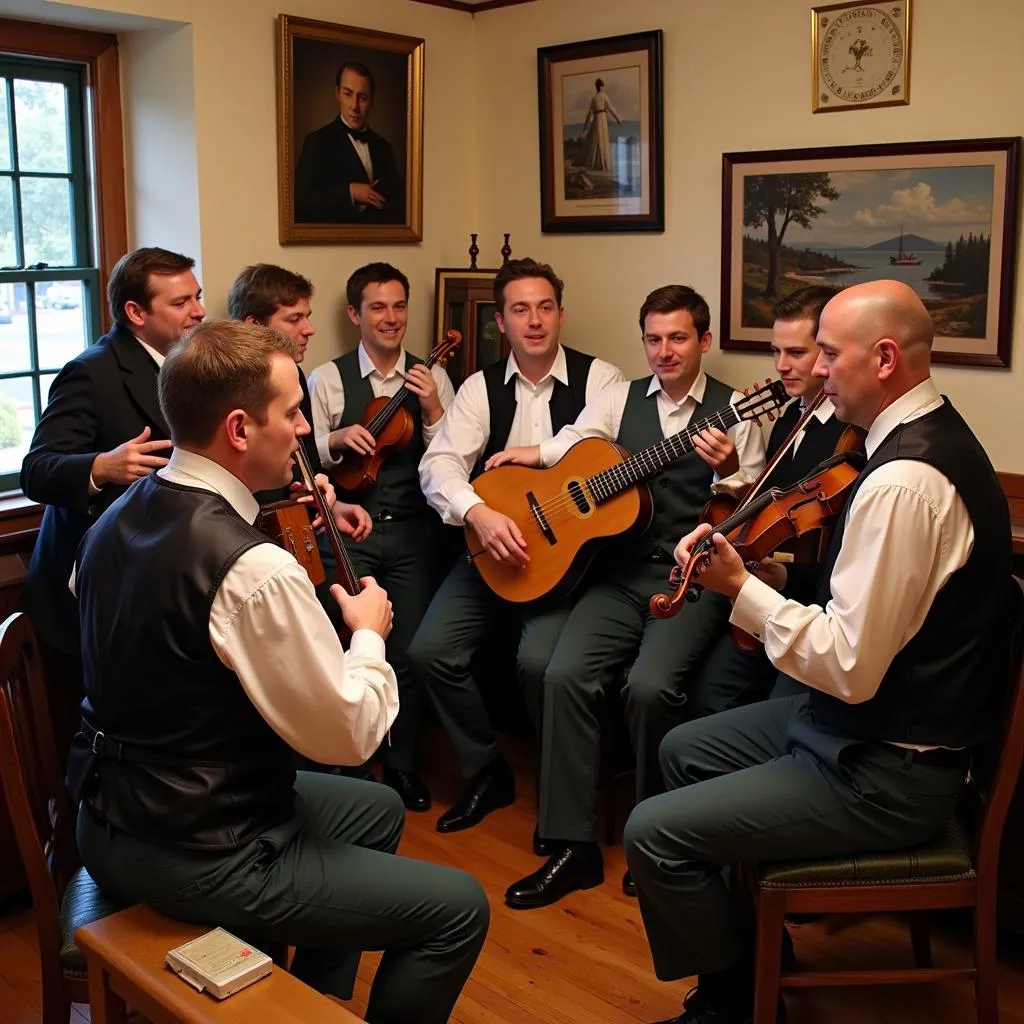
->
[408, 557, 570, 780]
[77, 772, 489, 1024]
[624, 695, 966, 981]
[536, 561, 730, 842]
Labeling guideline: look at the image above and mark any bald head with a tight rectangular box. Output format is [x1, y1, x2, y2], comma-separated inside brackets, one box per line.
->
[824, 280, 933, 370]
[815, 279, 935, 430]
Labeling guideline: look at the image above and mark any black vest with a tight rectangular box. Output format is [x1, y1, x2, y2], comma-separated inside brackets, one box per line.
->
[75, 475, 297, 850]
[764, 400, 850, 489]
[335, 349, 427, 518]
[614, 374, 735, 559]
[480, 345, 595, 464]
[809, 398, 1012, 748]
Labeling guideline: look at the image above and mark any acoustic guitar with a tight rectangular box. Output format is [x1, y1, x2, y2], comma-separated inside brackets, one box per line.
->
[465, 378, 788, 603]
[332, 329, 462, 494]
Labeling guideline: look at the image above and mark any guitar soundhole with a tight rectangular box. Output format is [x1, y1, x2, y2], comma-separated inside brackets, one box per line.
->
[566, 480, 592, 516]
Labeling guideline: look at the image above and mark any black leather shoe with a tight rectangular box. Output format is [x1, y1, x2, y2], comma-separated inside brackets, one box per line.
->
[533, 828, 555, 857]
[436, 759, 515, 833]
[504, 843, 604, 909]
[381, 767, 431, 812]
[622, 870, 636, 897]
[652, 984, 785, 1024]
[652, 985, 751, 1024]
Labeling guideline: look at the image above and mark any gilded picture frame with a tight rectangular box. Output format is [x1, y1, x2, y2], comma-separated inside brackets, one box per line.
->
[812, 0, 911, 113]
[277, 14, 424, 244]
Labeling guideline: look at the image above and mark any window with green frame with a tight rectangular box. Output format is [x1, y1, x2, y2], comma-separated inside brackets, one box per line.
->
[0, 55, 102, 491]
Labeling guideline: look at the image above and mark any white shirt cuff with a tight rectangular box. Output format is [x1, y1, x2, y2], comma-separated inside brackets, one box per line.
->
[348, 627, 387, 660]
[450, 489, 484, 525]
[88, 471, 102, 495]
[730, 573, 786, 641]
[538, 439, 562, 468]
[317, 434, 339, 468]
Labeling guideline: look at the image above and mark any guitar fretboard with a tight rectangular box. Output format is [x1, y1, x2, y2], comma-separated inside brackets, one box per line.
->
[587, 404, 741, 502]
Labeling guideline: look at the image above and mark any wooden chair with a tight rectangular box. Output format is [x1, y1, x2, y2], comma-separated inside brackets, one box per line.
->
[0, 611, 125, 1024]
[752, 578, 1024, 1024]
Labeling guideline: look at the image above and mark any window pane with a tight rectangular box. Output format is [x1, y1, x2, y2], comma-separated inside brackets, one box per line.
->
[36, 280, 87, 369]
[14, 78, 69, 173]
[21, 177, 73, 266]
[38, 371, 57, 409]
[0, 281, 28, 369]
[0, 81, 10, 172]
[0, 375, 35, 480]
[0, 176, 14, 267]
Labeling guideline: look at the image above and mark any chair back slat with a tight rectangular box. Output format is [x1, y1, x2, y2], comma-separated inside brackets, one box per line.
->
[0, 612, 79, 969]
[974, 577, 1024, 882]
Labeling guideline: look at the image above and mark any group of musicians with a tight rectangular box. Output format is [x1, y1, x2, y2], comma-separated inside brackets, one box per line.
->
[19, 247, 1012, 1024]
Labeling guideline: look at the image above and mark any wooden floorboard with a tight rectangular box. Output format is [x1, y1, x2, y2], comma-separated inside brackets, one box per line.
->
[4, 727, 1024, 1023]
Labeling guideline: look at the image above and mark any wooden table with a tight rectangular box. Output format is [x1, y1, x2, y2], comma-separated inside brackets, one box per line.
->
[75, 904, 363, 1024]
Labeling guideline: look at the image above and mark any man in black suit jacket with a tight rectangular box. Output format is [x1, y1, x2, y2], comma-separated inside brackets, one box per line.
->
[294, 62, 405, 225]
[20, 247, 205, 689]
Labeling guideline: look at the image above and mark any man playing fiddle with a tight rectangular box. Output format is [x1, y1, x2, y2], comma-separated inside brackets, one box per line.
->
[308, 262, 455, 811]
[691, 284, 851, 709]
[624, 280, 1012, 1024]
[69, 320, 489, 1024]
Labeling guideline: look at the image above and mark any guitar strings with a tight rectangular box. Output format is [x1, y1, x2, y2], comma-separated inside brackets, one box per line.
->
[517, 392, 781, 527]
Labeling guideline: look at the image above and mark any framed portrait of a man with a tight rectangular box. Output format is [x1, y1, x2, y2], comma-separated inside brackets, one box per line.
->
[277, 14, 424, 244]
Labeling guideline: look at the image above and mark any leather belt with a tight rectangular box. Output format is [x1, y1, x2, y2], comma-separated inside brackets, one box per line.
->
[884, 743, 970, 769]
[79, 719, 183, 768]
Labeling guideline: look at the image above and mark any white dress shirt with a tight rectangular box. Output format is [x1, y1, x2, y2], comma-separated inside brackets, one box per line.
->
[308, 343, 455, 469]
[731, 378, 974, 708]
[419, 346, 625, 525]
[537, 371, 765, 490]
[95, 448, 400, 766]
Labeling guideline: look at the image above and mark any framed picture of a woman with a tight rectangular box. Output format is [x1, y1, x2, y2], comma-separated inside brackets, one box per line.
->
[537, 30, 664, 233]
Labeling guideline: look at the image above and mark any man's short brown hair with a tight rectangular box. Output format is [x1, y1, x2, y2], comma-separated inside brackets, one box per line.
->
[108, 247, 195, 328]
[227, 264, 313, 324]
[771, 285, 836, 334]
[638, 285, 711, 338]
[159, 320, 296, 447]
[493, 257, 564, 312]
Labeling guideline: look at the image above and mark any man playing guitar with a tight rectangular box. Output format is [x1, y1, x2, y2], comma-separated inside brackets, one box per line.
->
[488, 285, 765, 909]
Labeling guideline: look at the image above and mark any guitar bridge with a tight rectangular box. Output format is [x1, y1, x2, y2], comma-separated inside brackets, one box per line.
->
[527, 490, 556, 545]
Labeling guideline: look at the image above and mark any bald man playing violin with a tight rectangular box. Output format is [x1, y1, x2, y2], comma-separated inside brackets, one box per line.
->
[624, 280, 1013, 1024]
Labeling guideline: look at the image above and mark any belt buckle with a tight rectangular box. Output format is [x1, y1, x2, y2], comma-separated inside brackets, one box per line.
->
[90, 729, 105, 755]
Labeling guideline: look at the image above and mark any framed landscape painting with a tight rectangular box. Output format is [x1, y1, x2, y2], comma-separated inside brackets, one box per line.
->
[537, 30, 663, 233]
[721, 137, 1021, 367]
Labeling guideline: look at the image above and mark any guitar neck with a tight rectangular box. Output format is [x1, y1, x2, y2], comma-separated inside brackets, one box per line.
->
[587, 403, 742, 501]
[365, 352, 439, 438]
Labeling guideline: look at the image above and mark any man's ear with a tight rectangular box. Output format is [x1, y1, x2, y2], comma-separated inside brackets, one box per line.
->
[876, 338, 899, 380]
[224, 409, 248, 452]
[123, 300, 146, 328]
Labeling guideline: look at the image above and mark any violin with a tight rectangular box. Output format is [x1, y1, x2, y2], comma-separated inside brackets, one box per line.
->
[260, 444, 362, 596]
[649, 389, 865, 630]
[332, 329, 462, 495]
[649, 450, 866, 620]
